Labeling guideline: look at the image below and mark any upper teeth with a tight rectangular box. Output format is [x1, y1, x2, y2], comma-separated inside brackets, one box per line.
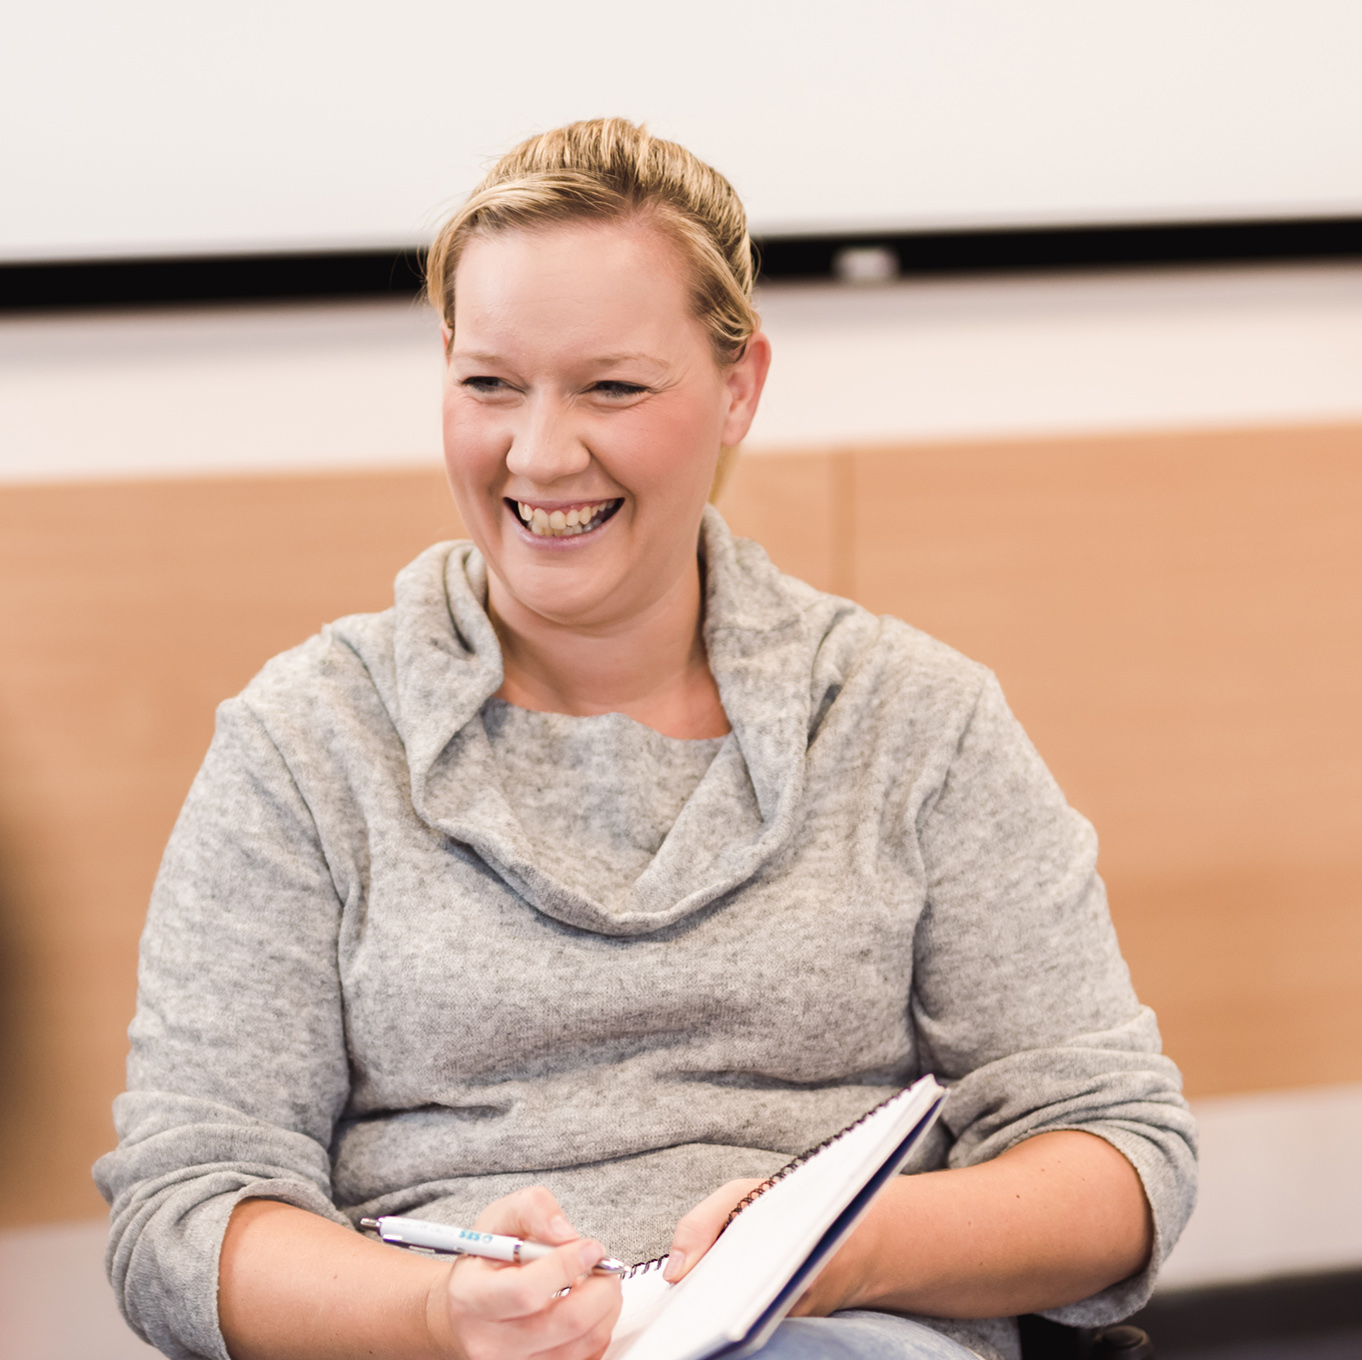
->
[516, 501, 613, 536]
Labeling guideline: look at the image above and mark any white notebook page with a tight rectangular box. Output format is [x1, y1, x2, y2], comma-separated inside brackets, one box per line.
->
[605, 1076, 944, 1360]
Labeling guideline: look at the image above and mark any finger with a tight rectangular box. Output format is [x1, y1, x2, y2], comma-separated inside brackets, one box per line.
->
[460, 1238, 609, 1321]
[529, 1301, 621, 1360]
[457, 1273, 620, 1360]
[665, 1178, 765, 1282]
[786, 1264, 829, 1318]
[532, 1277, 623, 1360]
[787, 1276, 828, 1318]
[473, 1185, 579, 1245]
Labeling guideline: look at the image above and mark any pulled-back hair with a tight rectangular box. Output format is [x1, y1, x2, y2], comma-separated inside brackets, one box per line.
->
[425, 118, 760, 366]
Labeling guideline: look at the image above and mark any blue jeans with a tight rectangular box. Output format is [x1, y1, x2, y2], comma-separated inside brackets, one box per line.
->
[747, 1310, 980, 1359]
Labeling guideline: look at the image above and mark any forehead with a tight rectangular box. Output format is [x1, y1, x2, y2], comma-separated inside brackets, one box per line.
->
[451, 219, 703, 357]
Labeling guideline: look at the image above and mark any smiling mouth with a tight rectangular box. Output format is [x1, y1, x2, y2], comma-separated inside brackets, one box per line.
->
[507, 498, 622, 538]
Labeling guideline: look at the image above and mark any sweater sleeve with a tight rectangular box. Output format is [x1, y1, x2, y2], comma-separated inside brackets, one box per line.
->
[93, 698, 353, 1360]
[911, 673, 1197, 1327]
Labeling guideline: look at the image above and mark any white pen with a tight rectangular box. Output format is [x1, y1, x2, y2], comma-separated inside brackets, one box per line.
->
[360, 1215, 627, 1275]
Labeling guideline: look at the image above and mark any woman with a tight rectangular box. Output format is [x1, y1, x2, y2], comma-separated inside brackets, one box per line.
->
[96, 120, 1195, 1360]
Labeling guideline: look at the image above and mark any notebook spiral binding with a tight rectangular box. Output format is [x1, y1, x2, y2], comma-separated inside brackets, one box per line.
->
[720, 1088, 903, 1229]
[621, 1253, 671, 1280]
[621, 1087, 908, 1276]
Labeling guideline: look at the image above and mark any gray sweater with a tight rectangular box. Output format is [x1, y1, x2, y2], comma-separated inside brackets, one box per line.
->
[95, 509, 1196, 1360]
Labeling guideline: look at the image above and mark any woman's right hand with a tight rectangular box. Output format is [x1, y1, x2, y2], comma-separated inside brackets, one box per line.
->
[428, 1187, 623, 1360]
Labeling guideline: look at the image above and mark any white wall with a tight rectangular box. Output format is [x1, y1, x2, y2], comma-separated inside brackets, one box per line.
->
[4, 0, 1361, 262]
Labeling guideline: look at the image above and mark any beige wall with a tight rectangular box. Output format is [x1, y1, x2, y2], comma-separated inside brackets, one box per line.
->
[723, 426, 1362, 1100]
[1, 422, 1358, 1227]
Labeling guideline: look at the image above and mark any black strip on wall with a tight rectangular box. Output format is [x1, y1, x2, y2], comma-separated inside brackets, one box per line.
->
[758, 215, 1362, 279]
[0, 249, 429, 312]
[1, 217, 1360, 312]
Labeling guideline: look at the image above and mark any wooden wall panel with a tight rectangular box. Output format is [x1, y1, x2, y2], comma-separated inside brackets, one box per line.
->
[725, 426, 1362, 1100]
[1, 424, 1359, 1226]
[0, 471, 461, 1225]
[718, 447, 851, 597]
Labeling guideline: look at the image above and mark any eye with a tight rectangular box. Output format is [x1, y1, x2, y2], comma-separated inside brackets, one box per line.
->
[590, 381, 649, 399]
[461, 375, 510, 393]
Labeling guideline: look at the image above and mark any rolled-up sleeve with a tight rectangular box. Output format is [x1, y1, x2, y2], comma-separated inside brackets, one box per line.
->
[912, 674, 1197, 1326]
[94, 698, 352, 1360]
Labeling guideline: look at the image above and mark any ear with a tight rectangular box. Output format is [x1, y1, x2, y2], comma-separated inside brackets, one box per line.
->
[719, 332, 772, 447]
[440, 324, 453, 355]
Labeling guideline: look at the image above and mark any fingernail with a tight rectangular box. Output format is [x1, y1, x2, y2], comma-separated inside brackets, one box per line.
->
[550, 1214, 574, 1239]
[577, 1239, 603, 1269]
[663, 1250, 684, 1281]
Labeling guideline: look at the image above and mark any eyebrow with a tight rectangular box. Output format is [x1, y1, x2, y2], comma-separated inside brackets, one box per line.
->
[451, 349, 665, 369]
[449, 350, 508, 364]
[587, 352, 664, 368]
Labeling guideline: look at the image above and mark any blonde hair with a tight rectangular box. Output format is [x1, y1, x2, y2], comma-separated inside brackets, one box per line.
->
[425, 118, 760, 368]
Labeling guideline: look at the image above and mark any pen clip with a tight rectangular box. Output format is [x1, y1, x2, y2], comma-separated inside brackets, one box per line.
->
[358, 1218, 460, 1256]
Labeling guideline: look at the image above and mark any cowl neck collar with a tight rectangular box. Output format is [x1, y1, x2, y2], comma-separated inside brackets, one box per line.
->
[385, 507, 814, 937]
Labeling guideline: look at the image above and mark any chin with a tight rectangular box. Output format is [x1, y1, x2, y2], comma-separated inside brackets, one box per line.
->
[498, 558, 631, 627]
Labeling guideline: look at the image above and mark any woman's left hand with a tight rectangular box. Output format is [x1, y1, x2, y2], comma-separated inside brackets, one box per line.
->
[663, 1179, 764, 1284]
[664, 1177, 874, 1316]
[670, 1132, 1155, 1323]
[784, 1224, 878, 1317]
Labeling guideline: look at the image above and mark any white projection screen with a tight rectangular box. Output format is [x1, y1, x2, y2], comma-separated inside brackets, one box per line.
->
[3, 0, 1361, 263]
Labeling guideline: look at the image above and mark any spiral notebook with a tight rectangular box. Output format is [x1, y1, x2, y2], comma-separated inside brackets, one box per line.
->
[604, 1075, 945, 1360]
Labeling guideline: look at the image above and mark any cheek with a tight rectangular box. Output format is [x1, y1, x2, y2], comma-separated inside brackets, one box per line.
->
[612, 397, 722, 504]
[441, 393, 506, 489]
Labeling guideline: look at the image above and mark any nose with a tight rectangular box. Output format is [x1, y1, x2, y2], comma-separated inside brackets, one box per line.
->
[504, 394, 591, 485]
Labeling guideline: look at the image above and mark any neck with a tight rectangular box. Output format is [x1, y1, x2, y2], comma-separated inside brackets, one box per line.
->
[487, 559, 730, 740]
